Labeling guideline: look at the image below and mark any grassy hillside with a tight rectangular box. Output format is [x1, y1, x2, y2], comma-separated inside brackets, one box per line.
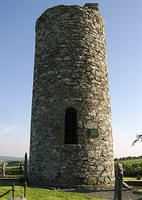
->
[115, 158, 142, 166]
[115, 157, 142, 177]
[0, 156, 24, 162]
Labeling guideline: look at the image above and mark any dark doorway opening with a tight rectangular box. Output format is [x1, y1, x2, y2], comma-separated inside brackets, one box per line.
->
[65, 107, 78, 144]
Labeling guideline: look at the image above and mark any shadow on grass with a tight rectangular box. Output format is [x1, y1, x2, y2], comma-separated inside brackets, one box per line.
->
[58, 188, 114, 194]
[0, 179, 24, 187]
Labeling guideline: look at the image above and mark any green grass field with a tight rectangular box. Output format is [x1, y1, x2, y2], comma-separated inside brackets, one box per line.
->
[0, 180, 106, 200]
[0, 185, 106, 200]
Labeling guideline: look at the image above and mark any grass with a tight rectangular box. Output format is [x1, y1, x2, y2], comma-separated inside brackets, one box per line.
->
[0, 181, 106, 200]
[0, 175, 23, 178]
[123, 177, 142, 181]
[6, 165, 20, 169]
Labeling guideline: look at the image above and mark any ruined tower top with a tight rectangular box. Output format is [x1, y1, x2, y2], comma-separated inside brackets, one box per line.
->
[36, 3, 101, 32]
[84, 3, 99, 10]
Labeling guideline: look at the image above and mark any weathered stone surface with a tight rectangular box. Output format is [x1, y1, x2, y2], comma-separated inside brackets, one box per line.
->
[29, 4, 115, 190]
[84, 3, 99, 11]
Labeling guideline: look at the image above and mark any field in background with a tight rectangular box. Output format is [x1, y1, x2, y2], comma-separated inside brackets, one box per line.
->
[0, 160, 26, 178]
[1, 156, 142, 178]
[115, 157, 142, 178]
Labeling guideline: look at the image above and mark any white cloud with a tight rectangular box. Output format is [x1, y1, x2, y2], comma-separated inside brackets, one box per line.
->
[113, 129, 142, 158]
[0, 126, 16, 135]
[0, 139, 29, 157]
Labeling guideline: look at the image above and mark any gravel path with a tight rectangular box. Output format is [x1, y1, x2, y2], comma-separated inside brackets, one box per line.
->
[59, 188, 142, 200]
[86, 188, 142, 200]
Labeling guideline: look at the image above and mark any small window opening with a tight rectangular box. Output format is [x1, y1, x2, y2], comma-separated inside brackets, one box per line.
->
[65, 107, 78, 144]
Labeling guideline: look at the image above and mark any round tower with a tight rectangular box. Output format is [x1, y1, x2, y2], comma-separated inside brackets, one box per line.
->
[29, 3, 114, 189]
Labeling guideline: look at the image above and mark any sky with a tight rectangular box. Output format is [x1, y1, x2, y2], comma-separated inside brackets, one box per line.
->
[0, 0, 142, 158]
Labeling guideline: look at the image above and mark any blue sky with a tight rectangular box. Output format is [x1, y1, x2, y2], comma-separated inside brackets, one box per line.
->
[0, 0, 142, 158]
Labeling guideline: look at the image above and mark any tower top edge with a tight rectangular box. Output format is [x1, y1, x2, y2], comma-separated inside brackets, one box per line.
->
[36, 3, 100, 27]
[44, 3, 99, 12]
[84, 3, 99, 10]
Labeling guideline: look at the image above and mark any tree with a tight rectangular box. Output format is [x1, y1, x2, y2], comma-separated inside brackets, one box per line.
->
[132, 134, 142, 146]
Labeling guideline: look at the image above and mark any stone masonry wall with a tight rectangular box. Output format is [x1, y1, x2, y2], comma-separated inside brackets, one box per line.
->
[29, 4, 115, 190]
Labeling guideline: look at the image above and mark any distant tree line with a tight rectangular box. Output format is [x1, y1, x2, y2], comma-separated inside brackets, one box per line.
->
[114, 155, 142, 161]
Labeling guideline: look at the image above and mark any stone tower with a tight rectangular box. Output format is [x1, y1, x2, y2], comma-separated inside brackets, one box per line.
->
[29, 3, 114, 189]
